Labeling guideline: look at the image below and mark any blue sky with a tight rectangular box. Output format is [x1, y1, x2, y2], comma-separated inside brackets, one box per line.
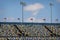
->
[0, 0, 60, 23]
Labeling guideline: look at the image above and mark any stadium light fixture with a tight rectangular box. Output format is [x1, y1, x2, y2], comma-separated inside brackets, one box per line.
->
[17, 18, 20, 22]
[43, 19, 46, 23]
[4, 18, 7, 22]
[30, 18, 33, 23]
[55, 19, 58, 23]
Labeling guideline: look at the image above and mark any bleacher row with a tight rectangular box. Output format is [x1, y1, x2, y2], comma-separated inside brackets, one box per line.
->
[0, 24, 60, 40]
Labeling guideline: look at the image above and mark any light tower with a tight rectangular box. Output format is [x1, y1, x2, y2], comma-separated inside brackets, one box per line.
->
[50, 2, 53, 23]
[20, 1, 26, 23]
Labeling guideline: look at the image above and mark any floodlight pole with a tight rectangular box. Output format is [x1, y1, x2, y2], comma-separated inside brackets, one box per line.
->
[50, 3, 53, 23]
[20, 2, 26, 23]
[22, 5, 24, 23]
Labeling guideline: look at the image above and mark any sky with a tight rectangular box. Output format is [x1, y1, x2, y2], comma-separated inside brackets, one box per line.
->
[0, 0, 60, 23]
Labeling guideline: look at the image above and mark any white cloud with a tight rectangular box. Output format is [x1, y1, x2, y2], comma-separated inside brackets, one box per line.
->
[24, 3, 44, 16]
[7, 17, 15, 20]
[4, 17, 17, 22]
[26, 17, 35, 22]
[32, 11, 39, 16]
[25, 17, 45, 23]
[35, 19, 45, 23]
[24, 3, 44, 11]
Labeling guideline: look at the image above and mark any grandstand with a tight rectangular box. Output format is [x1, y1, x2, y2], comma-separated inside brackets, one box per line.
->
[0, 22, 60, 40]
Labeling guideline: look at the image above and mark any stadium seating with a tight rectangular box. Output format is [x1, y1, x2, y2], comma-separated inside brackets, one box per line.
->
[0, 24, 60, 40]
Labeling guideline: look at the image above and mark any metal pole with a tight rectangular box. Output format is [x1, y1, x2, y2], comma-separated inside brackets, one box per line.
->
[20, 2, 26, 23]
[50, 3, 53, 23]
[51, 5, 52, 23]
[22, 5, 24, 23]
